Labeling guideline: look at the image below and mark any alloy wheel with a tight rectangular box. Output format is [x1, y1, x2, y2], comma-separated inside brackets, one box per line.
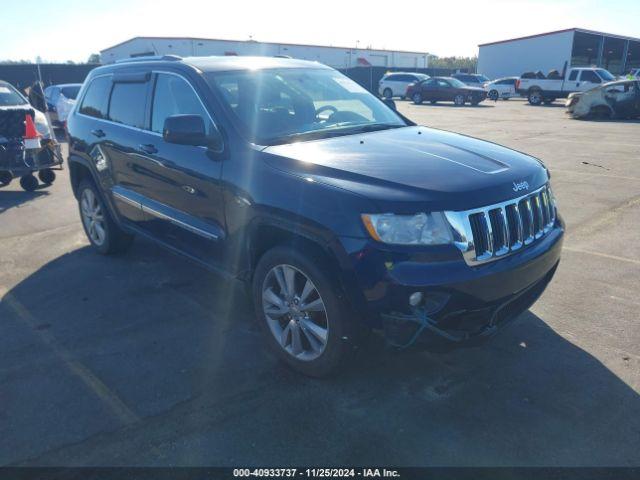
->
[80, 188, 106, 246]
[261, 264, 329, 361]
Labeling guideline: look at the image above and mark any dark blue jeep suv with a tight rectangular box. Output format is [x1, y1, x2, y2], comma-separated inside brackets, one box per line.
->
[67, 56, 563, 376]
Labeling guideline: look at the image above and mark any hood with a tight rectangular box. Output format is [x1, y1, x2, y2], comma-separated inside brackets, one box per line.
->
[262, 126, 548, 212]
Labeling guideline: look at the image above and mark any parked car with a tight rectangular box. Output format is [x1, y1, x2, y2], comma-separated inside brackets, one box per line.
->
[484, 77, 519, 101]
[378, 72, 430, 99]
[516, 67, 615, 105]
[407, 77, 487, 105]
[1, 80, 52, 139]
[452, 73, 490, 88]
[44, 83, 82, 125]
[566, 79, 640, 119]
[66, 56, 563, 377]
[0, 80, 61, 190]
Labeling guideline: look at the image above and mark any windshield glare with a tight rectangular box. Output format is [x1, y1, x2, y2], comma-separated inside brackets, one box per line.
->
[448, 78, 467, 88]
[0, 83, 28, 107]
[596, 69, 615, 81]
[206, 68, 406, 144]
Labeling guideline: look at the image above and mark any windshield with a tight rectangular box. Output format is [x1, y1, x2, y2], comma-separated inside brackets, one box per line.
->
[448, 78, 468, 88]
[596, 69, 615, 82]
[206, 68, 406, 145]
[61, 85, 81, 99]
[0, 83, 28, 107]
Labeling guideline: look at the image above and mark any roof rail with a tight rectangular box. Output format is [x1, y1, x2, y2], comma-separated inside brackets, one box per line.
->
[115, 54, 182, 64]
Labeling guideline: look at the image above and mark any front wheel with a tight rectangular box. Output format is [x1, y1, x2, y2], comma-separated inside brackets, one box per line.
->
[383, 88, 393, 99]
[78, 179, 133, 254]
[253, 246, 352, 377]
[412, 92, 423, 104]
[488, 89, 499, 101]
[454, 94, 465, 106]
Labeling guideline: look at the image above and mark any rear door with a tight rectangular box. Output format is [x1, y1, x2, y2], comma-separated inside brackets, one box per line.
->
[420, 79, 439, 100]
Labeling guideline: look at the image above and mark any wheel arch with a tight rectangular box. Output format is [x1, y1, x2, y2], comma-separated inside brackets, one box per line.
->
[68, 155, 97, 199]
[245, 219, 366, 317]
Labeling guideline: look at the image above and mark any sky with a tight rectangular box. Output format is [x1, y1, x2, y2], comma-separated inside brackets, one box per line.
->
[1, 0, 638, 62]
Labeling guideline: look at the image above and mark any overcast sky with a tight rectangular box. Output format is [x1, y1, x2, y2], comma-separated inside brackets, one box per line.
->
[1, 0, 638, 62]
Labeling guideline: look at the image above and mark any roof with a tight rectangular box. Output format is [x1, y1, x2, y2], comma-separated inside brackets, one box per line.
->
[89, 55, 334, 75]
[478, 28, 640, 47]
[101, 36, 427, 56]
[182, 55, 332, 71]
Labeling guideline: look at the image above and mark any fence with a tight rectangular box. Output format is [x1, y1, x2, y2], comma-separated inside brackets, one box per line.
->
[1, 63, 464, 97]
[0, 64, 98, 91]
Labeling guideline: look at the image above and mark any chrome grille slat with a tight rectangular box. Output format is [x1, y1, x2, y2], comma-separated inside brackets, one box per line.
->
[444, 184, 557, 266]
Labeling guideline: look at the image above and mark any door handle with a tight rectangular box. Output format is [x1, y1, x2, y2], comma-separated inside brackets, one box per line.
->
[139, 144, 158, 154]
[91, 129, 105, 138]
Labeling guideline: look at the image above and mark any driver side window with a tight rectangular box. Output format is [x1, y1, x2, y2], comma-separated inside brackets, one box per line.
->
[151, 73, 214, 134]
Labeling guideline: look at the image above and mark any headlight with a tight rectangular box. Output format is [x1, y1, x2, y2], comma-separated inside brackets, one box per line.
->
[361, 212, 452, 245]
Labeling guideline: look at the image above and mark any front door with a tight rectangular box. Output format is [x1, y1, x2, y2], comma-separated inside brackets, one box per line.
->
[135, 71, 226, 265]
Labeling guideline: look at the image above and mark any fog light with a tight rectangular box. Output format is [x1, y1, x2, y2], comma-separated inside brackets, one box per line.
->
[409, 291, 423, 307]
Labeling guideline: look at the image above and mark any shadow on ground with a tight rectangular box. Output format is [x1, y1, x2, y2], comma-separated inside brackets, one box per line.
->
[0, 189, 50, 213]
[1, 239, 638, 466]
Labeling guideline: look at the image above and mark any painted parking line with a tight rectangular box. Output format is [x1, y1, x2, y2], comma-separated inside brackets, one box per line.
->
[0, 289, 139, 427]
[562, 247, 640, 266]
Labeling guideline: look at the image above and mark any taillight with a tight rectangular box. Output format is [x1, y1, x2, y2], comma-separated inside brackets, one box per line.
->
[515, 79, 520, 90]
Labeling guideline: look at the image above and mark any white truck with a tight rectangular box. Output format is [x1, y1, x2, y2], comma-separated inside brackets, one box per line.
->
[516, 67, 616, 105]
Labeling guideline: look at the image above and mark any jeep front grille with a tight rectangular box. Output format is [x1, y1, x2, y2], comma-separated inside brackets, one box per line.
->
[445, 185, 556, 266]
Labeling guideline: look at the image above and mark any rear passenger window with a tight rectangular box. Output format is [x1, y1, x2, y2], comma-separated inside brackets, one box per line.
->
[108, 82, 148, 128]
[568, 70, 579, 81]
[79, 76, 111, 119]
[151, 73, 213, 134]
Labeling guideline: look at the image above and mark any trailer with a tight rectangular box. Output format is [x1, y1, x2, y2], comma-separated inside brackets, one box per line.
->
[0, 108, 63, 191]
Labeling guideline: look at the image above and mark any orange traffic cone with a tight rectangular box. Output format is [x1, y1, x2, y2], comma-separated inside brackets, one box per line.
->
[24, 113, 41, 150]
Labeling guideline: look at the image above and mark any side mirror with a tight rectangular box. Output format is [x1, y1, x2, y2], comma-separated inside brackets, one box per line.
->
[163, 114, 223, 151]
[382, 98, 397, 111]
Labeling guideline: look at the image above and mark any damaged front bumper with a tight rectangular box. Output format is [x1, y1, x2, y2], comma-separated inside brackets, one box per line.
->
[381, 261, 558, 349]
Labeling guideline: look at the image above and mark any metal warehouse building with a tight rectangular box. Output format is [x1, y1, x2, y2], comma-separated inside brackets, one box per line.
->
[478, 28, 640, 79]
[100, 37, 428, 69]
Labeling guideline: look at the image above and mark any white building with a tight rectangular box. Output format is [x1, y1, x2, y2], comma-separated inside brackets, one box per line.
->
[100, 37, 428, 69]
[478, 28, 640, 79]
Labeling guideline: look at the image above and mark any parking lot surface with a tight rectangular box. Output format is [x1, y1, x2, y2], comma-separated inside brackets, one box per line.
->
[1, 100, 639, 466]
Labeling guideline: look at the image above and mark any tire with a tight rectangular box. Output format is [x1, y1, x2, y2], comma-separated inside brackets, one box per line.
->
[77, 179, 133, 254]
[488, 89, 499, 101]
[528, 89, 543, 105]
[400, 96, 406, 100]
[0, 171, 11, 187]
[20, 174, 38, 191]
[38, 168, 56, 184]
[383, 88, 393, 99]
[252, 246, 353, 377]
[589, 105, 614, 119]
[412, 92, 423, 105]
[454, 94, 465, 106]
[471, 96, 481, 106]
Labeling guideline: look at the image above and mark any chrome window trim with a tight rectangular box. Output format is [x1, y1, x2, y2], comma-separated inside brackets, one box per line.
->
[445, 184, 557, 266]
[75, 70, 219, 145]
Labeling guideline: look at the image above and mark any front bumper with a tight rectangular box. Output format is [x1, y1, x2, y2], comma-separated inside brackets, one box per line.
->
[338, 218, 564, 347]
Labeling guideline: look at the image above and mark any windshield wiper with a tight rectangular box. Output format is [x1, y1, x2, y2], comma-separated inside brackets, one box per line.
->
[266, 123, 405, 145]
